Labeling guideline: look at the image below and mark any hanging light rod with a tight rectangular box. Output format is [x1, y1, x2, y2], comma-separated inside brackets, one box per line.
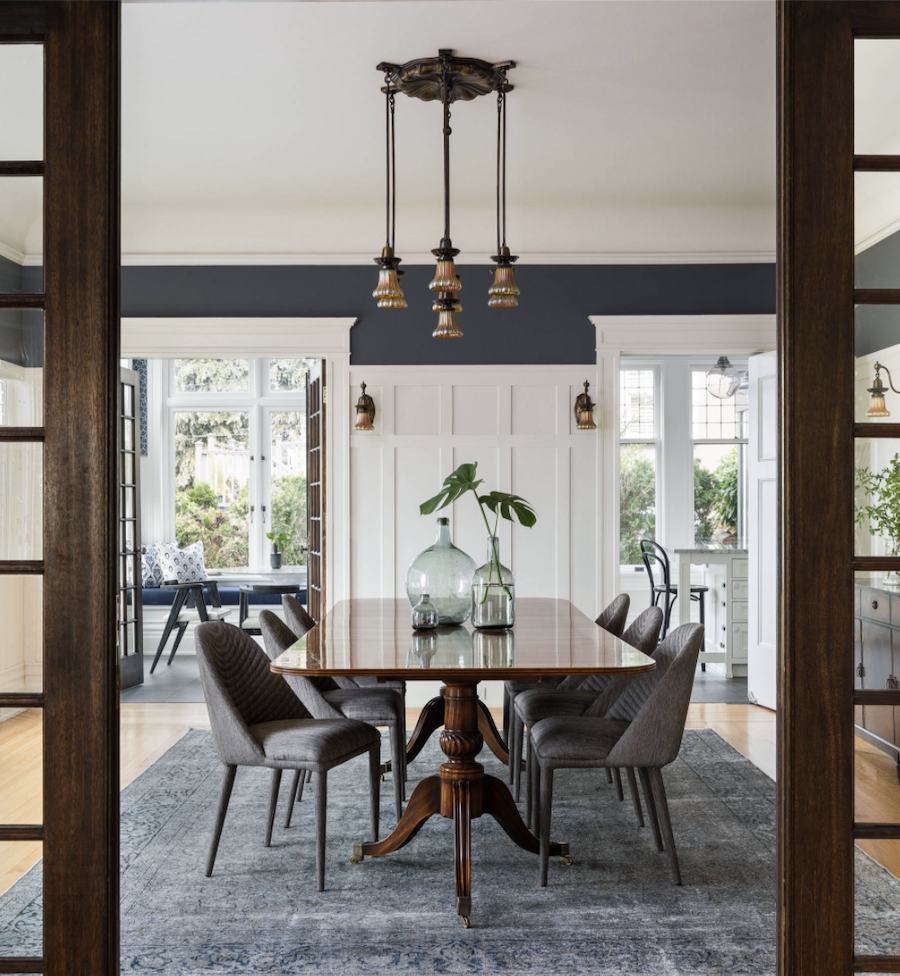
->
[373, 50, 518, 338]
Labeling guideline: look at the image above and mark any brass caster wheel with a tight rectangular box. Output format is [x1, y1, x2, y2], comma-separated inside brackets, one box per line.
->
[461, 916, 471, 929]
[350, 854, 363, 864]
[559, 855, 574, 866]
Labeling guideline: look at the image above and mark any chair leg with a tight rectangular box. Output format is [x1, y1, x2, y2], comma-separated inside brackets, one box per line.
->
[525, 733, 534, 829]
[315, 771, 327, 892]
[284, 771, 302, 828]
[389, 723, 403, 821]
[512, 713, 524, 801]
[166, 623, 188, 666]
[638, 767, 663, 852]
[295, 768, 309, 803]
[698, 590, 706, 671]
[265, 768, 282, 847]
[369, 745, 380, 842]
[539, 763, 554, 887]
[612, 767, 624, 801]
[501, 684, 510, 748]
[150, 589, 187, 674]
[625, 767, 644, 827]
[648, 767, 682, 885]
[205, 764, 236, 877]
[606, 768, 613, 784]
[506, 692, 517, 783]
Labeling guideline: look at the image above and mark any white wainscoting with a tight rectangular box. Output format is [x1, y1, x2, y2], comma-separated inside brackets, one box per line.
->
[349, 365, 602, 707]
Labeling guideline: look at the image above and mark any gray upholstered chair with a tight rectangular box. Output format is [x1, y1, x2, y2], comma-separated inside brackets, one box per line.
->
[516, 605, 665, 822]
[529, 622, 704, 887]
[506, 593, 632, 795]
[194, 621, 381, 891]
[260, 609, 407, 819]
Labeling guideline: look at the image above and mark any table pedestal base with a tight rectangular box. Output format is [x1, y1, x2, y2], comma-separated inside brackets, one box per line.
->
[355, 680, 568, 925]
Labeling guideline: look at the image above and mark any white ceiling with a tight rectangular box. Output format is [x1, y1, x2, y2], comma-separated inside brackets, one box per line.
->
[0, 1, 781, 265]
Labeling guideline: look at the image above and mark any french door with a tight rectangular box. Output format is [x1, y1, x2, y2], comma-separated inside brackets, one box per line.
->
[0, 3, 120, 974]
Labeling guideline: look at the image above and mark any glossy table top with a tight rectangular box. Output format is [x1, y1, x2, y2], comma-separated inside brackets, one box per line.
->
[269, 598, 656, 681]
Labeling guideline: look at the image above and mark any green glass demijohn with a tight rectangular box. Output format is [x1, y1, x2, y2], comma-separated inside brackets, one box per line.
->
[406, 517, 476, 625]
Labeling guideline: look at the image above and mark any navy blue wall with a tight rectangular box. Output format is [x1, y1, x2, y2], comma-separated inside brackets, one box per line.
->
[856, 233, 900, 357]
[120, 263, 776, 366]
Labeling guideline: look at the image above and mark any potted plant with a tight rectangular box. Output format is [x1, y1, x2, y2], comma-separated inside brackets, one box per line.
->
[856, 453, 900, 583]
[266, 530, 290, 570]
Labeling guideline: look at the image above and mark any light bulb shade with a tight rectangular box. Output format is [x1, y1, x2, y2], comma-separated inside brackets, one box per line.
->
[354, 382, 376, 431]
[573, 380, 597, 430]
[868, 376, 891, 417]
[430, 258, 462, 293]
[433, 308, 463, 339]
[373, 268, 406, 302]
[488, 265, 519, 307]
[706, 356, 740, 399]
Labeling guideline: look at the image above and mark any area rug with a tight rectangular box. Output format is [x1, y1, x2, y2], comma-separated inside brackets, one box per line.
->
[1, 728, 899, 974]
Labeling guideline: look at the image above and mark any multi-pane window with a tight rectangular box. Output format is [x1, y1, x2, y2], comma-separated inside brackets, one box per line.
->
[164, 358, 316, 571]
[620, 367, 658, 565]
[691, 367, 749, 545]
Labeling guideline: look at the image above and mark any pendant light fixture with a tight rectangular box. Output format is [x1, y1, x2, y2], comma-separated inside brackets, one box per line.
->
[375, 51, 517, 337]
[373, 75, 406, 309]
[706, 356, 741, 399]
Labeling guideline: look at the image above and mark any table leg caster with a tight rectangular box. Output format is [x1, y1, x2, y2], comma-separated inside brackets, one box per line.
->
[461, 916, 471, 929]
[559, 855, 574, 866]
[350, 843, 364, 864]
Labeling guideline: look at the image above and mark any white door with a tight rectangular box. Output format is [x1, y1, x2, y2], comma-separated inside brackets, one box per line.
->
[748, 350, 778, 710]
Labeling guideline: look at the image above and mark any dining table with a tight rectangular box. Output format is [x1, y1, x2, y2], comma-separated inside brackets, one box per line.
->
[269, 596, 656, 926]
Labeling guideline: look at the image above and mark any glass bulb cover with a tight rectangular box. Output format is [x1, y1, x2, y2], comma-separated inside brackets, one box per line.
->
[430, 259, 462, 292]
[575, 408, 597, 430]
[488, 264, 520, 299]
[706, 367, 740, 399]
[373, 268, 406, 303]
[868, 393, 890, 418]
[433, 309, 463, 339]
[377, 294, 408, 309]
[406, 518, 476, 625]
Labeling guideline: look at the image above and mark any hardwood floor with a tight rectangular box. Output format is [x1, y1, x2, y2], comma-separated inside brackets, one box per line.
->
[2, 701, 897, 896]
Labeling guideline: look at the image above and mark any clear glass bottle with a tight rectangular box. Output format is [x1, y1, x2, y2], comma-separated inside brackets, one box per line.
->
[411, 593, 438, 630]
[473, 627, 516, 668]
[471, 535, 515, 629]
[406, 517, 476, 625]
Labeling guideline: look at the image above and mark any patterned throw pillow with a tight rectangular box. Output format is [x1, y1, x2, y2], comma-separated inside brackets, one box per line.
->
[140, 544, 166, 589]
[157, 541, 208, 584]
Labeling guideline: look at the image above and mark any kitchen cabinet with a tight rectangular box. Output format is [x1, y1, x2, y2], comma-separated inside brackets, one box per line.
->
[855, 585, 900, 760]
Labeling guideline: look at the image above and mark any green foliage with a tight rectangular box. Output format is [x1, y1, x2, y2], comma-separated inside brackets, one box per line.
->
[174, 411, 249, 492]
[186, 481, 218, 509]
[856, 454, 900, 556]
[713, 449, 740, 531]
[175, 359, 249, 393]
[266, 530, 290, 552]
[271, 474, 307, 565]
[693, 461, 718, 544]
[175, 490, 249, 568]
[619, 445, 656, 565]
[419, 462, 537, 529]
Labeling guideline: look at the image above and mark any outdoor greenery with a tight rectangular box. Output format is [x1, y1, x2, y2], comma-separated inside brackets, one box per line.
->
[856, 453, 900, 557]
[175, 481, 250, 567]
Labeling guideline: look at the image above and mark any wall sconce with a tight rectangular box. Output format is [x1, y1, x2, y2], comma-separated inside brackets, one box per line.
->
[867, 362, 898, 418]
[354, 382, 376, 431]
[574, 380, 597, 430]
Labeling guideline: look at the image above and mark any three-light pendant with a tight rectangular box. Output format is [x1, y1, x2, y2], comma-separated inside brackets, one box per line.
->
[372, 50, 519, 338]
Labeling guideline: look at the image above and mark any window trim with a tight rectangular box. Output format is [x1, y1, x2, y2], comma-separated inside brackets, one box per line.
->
[619, 361, 661, 567]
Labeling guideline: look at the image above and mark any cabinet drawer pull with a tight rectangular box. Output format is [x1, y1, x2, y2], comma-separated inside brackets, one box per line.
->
[872, 600, 879, 610]
[857, 663, 865, 678]
[889, 675, 900, 691]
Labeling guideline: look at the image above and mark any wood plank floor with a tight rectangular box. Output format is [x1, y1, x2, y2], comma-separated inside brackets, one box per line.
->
[2, 701, 898, 897]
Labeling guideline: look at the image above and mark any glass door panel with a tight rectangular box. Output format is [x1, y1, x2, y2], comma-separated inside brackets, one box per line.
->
[267, 410, 306, 568]
[0, 576, 41, 695]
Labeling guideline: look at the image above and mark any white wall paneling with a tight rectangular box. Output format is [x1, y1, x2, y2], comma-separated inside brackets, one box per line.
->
[350, 366, 601, 707]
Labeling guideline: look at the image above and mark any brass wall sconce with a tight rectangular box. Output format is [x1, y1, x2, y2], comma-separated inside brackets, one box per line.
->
[574, 381, 597, 430]
[354, 382, 376, 431]
[867, 362, 899, 417]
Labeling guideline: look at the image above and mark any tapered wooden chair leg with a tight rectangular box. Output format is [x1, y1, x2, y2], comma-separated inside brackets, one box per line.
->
[539, 763, 553, 887]
[512, 713, 524, 801]
[648, 767, 682, 885]
[502, 684, 510, 747]
[389, 723, 404, 821]
[284, 770, 302, 828]
[606, 768, 613, 784]
[206, 764, 236, 877]
[265, 768, 282, 847]
[626, 767, 644, 827]
[638, 766, 663, 851]
[315, 771, 327, 891]
[525, 734, 535, 829]
[612, 766, 624, 801]
[369, 745, 381, 842]
[166, 623, 189, 666]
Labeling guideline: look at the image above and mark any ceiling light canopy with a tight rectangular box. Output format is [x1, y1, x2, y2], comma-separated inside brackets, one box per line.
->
[373, 50, 518, 337]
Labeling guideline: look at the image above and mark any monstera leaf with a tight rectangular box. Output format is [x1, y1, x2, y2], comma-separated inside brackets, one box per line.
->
[478, 491, 537, 527]
[419, 462, 537, 527]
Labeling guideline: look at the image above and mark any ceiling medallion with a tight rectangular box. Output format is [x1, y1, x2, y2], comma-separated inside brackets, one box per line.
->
[372, 50, 519, 338]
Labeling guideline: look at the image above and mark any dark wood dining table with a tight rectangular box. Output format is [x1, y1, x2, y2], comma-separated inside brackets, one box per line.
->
[269, 597, 655, 926]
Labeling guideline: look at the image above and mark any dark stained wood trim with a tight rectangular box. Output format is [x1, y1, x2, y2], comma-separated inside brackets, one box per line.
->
[779, 4, 855, 975]
[853, 957, 900, 973]
[42, 4, 120, 975]
[0, 692, 43, 708]
[853, 557, 900, 572]
[0, 826, 43, 842]
[854, 155, 900, 171]
[853, 424, 900, 438]
[0, 960, 44, 974]
[854, 690, 900, 706]
[0, 561, 44, 574]
[854, 290, 900, 304]
[0, 294, 44, 308]
[0, 161, 43, 176]
[853, 823, 900, 839]
[0, 1, 45, 42]
[0, 427, 45, 441]
[850, 0, 900, 36]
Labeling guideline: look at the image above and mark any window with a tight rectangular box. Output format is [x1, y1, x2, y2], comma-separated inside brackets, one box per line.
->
[619, 367, 659, 565]
[691, 368, 749, 545]
[162, 358, 316, 571]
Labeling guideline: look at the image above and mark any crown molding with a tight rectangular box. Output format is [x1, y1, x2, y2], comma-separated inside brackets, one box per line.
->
[590, 314, 777, 357]
[0, 241, 27, 266]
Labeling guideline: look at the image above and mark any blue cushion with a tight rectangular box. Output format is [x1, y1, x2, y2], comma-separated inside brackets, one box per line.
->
[141, 585, 307, 607]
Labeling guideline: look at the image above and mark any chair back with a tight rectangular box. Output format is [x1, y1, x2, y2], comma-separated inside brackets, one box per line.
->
[605, 622, 704, 768]
[282, 594, 316, 638]
[195, 621, 309, 766]
[595, 593, 630, 637]
[259, 610, 343, 719]
[640, 539, 672, 595]
[621, 604, 664, 654]
[580, 605, 665, 700]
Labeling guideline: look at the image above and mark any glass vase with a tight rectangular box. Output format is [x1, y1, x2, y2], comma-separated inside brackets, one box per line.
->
[471, 535, 515, 629]
[411, 593, 438, 630]
[406, 517, 476, 625]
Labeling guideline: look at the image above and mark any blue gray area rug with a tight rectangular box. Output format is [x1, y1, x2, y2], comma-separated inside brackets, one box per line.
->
[1, 727, 898, 974]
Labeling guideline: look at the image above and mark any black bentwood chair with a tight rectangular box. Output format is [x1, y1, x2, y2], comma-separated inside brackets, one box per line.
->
[640, 539, 708, 652]
[195, 621, 381, 891]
